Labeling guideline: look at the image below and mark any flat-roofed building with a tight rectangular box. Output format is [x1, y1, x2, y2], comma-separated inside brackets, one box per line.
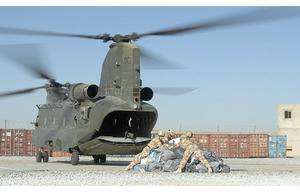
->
[278, 104, 300, 157]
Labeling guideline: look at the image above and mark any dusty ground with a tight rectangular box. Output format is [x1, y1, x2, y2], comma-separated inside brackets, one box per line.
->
[0, 156, 300, 186]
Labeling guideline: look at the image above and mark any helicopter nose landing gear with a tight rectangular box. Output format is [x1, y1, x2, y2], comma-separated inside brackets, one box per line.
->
[36, 148, 49, 163]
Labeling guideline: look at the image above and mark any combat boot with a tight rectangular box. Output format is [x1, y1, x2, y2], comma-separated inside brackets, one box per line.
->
[125, 166, 131, 171]
[174, 168, 182, 173]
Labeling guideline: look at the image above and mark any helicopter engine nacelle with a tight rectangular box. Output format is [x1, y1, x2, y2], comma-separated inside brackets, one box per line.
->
[141, 87, 153, 101]
[69, 83, 99, 102]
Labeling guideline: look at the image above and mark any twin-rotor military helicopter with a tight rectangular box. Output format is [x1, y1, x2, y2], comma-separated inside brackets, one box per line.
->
[0, 7, 299, 165]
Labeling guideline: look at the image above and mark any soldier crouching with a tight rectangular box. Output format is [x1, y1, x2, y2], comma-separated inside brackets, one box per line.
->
[125, 131, 165, 171]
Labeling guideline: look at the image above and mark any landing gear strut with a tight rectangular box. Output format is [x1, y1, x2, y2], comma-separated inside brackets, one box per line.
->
[36, 148, 49, 163]
[92, 155, 106, 163]
[71, 151, 79, 165]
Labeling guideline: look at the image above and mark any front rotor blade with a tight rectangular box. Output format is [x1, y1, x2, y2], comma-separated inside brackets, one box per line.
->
[0, 26, 102, 40]
[137, 7, 300, 38]
[0, 44, 53, 80]
[0, 86, 46, 98]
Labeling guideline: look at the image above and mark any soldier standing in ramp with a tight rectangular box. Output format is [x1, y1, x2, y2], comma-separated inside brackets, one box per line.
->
[169, 135, 212, 173]
[126, 131, 165, 171]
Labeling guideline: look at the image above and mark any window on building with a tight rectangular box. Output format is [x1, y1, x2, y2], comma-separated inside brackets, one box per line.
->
[284, 111, 291, 119]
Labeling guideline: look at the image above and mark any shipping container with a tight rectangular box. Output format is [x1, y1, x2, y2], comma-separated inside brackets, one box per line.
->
[175, 133, 269, 158]
[229, 134, 249, 158]
[51, 151, 71, 157]
[249, 134, 268, 157]
[193, 134, 209, 151]
[268, 135, 286, 158]
[0, 129, 50, 156]
[209, 134, 230, 158]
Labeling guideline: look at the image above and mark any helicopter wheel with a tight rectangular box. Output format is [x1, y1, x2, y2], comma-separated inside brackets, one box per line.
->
[92, 155, 100, 163]
[36, 151, 42, 163]
[100, 155, 106, 163]
[43, 151, 49, 162]
[71, 151, 79, 165]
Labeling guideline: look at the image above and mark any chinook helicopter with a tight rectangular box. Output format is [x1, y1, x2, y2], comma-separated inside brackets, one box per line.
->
[0, 7, 300, 165]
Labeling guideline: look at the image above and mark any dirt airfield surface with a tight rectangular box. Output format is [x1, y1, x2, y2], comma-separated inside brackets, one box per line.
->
[0, 156, 300, 186]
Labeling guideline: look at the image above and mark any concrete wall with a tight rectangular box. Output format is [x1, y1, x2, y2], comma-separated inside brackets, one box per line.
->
[278, 104, 300, 157]
[278, 104, 300, 129]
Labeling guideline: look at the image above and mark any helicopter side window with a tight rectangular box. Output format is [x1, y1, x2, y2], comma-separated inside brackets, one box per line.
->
[62, 116, 66, 127]
[43, 116, 47, 126]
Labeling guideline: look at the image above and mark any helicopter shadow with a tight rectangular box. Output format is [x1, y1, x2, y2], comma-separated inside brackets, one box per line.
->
[54, 160, 130, 167]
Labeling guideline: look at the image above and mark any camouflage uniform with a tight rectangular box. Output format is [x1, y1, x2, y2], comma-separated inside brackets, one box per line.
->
[170, 135, 212, 173]
[185, 132, 206, 151]
[161, 129, 175, 146]
[126, 135, 164, 170]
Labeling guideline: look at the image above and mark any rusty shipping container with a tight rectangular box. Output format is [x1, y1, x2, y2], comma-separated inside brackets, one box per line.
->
[249, 134, 268, 157]
[175, 132, 269, 158]
[193, 134, 209, 151]
[0, 129, 49, 156]
[51, 151, 71, 157]
[208, 134, 230, 158]
[229, 134, 249, 158]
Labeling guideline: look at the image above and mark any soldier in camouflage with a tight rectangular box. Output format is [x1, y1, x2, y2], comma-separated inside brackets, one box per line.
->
[169, 134, 212, 173]
[161, 129, 175, 145]
[125, 131, 165, 171]
[185, 131, 206, 151]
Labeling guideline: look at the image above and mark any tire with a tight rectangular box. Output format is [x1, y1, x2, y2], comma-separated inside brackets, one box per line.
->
[93, 155, 100, 163]
[71, 151, 79, 165]
[36, 151, 42, 163]
[43, 151, 49, 162]
[100, 155, 106, 163]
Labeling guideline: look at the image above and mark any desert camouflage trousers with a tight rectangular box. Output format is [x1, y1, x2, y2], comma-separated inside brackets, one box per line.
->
[177, 144, 211, 170]
[126, 146, 151, 170]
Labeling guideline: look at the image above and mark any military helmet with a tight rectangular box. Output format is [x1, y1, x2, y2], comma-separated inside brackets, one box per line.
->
[157, 131, 165, 137]
[185, 131, 193, 138]
[168, 129, 175, 137]
[179, 134, 187, 140]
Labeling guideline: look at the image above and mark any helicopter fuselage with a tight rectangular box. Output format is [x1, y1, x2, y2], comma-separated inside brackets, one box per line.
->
[32, 42, 158, 156]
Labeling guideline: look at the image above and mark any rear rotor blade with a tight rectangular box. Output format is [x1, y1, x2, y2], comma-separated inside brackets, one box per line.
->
[137, 7, 300, 38]
[0, 86, 47, 98]
[139, 46, 184, 70]
[152, 87, 197, 95]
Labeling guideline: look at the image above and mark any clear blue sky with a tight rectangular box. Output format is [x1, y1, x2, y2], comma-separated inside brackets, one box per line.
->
[0, 6, 300, 132]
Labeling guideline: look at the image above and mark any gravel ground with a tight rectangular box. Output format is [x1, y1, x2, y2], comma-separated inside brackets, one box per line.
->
[1, 169, 300, 186]
[0, 156, 300, 186]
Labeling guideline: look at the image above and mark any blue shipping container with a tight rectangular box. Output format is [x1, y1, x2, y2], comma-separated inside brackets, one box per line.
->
[268, 135, 286, 158]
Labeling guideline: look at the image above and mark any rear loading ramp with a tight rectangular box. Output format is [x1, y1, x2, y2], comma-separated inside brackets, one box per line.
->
[78, 136, 150, 155]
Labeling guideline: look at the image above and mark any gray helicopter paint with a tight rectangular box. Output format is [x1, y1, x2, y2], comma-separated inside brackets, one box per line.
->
[32, 42, 157, 155]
